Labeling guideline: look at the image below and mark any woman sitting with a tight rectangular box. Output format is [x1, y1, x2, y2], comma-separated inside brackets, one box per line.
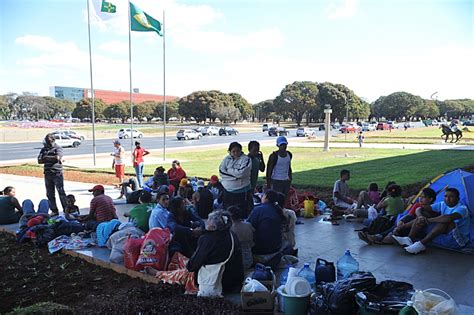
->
[0, 186, 24, 225]
[376, 184, 405, 217]
[187, 210, 244, 297]
[248, 190, 288, 269]
[167, 196, 204, 258]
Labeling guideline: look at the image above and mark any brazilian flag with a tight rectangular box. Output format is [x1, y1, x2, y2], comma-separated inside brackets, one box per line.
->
[130, 2, 162, 36]
[101, 0, 116, 13]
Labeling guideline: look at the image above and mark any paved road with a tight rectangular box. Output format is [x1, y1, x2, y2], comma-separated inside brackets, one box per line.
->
[1, 129, 334, 161]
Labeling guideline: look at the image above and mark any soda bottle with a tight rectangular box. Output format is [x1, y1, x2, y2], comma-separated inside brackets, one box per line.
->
[298, 263, 316, 291]
[336, 249, 359, 280]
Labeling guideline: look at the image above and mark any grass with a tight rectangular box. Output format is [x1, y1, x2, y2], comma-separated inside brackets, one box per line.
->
[71, 147, 474, 190]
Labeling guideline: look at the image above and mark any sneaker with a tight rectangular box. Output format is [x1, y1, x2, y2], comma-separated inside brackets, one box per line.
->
[405, 241, 426, 254]
[392, 235, 414, 247]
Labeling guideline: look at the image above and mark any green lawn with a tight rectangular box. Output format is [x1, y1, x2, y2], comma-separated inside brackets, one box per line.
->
[87, 147, 474, 190]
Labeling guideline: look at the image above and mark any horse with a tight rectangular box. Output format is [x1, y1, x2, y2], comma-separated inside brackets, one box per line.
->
[440, 124, 463, 143]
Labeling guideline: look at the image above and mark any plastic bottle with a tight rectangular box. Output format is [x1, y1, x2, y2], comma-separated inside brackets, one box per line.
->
[280, 264, 292, 286]
[398, 301, 418, 315]
[336, 249, 359, 280]
[298, 263, 316, 291]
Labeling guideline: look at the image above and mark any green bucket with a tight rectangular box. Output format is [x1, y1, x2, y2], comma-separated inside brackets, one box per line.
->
[277, 286, 311, 315]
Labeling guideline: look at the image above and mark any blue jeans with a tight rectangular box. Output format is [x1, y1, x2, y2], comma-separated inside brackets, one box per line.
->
[134, 163, 144, 187]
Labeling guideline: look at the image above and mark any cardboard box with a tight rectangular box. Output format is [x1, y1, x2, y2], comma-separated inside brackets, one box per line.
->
[241, 276, 276, 313]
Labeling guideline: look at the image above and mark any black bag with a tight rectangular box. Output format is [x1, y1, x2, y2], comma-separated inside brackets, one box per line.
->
[367, 216, 394, 235]
[126, 189, 143, 204]
[355, 280, 414, 314]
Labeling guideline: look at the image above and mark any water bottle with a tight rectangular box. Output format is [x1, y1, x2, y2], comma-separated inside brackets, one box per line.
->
[398, 301, 418, 315]
[336, 249, 359, 280]
[298, 263, 316, 291]
[279, 264, 291, 286]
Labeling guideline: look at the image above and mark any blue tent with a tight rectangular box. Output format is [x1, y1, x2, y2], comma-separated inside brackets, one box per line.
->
[412, 169, 474, 248]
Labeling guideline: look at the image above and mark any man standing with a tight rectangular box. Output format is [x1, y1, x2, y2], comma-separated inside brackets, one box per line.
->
[37, 133, 67, 215]
[111, 140, 125, 187]
[248, 141, 265, 191]
[132, 141, 150, 188]
[266, 136, 292, 197]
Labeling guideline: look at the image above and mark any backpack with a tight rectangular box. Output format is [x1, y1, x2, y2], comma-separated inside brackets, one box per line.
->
[367, 216, 394, 235]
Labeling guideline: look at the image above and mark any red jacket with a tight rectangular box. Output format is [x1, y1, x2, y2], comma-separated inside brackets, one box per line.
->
[168, 167, 186, 183]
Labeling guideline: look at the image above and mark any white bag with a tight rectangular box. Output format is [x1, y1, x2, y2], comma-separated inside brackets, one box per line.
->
[412, 288, 458, 315]
[242, 278, 268, 292]
[368, 205, 378, 220]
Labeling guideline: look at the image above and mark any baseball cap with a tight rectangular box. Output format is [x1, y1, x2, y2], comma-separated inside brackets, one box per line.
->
[210, 175, 219, 184]
[197, 180, 205, 188]
[88, 185, 104, 192]
[276, 136, 288, 146]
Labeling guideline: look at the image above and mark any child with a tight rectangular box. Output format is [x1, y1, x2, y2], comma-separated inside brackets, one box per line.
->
[357, 182, 381, 209]
[376, 184, 404, 217]
[228, 205, 254, 269]
[357, 131, 364, 147]
[65, 194, 80, 220]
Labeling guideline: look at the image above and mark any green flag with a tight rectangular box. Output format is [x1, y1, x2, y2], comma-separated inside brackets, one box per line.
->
[101, 0, 116, 13]
[130, 2, 162, 36]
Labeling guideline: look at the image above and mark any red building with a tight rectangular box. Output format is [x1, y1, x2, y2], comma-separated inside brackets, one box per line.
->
[89, 89, 178, 105]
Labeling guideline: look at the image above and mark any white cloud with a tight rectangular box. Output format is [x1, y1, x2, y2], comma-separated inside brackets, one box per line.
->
[98, 41, 128, 54]
[326, 0, 358, 19]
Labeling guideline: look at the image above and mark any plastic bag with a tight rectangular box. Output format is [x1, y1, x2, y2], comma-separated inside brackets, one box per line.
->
[136, 227, 171, 271]
[242, 278, 268, 292]
[412, 289, 458, 315]
[123, 235, 144, 270]
[367, 205, 378, 220]
[304, 199, 315, 218]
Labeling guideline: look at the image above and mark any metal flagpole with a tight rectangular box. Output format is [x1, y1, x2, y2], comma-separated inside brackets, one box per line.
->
[128, 1, 134, 154]
[86, 0, 96, 166]
[162, 10, 166, 161]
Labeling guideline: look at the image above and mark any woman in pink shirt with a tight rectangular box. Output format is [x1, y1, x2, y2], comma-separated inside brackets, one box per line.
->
[357, 182, 381, 209]
[133, 141, 150, 188]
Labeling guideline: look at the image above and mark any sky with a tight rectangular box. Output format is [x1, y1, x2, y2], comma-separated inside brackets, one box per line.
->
[0, 0, 473, 103]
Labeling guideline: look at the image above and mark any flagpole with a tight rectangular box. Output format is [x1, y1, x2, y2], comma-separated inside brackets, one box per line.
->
[162, 10, 166, 161]
[86, 0, 96, 166]
[128, 0, 134, 155]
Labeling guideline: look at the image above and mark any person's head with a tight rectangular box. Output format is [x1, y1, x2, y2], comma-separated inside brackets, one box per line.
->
[340, 169, 350, 181]
[248, 141, 260, 155]
[157, 192, 170, 208]
[276, 136, 288, 151]
[171, 160, 180, 169]
[385, 181, 396, 190]
[387, 184, 402, 198]
[179, 178, 188, 188]
[227, 205, 243, 221]
[113, 139, 121, 148]
[444, 188, 460, 207]
[420, 188, 436, 206]
[368, 183, 379, 192]
[209, 175, 219, 186]
[154, 166, 165, 176]
[228, 142, 243, 159]
[88, 185, 105, 197]
[168, 196, 186, 216]
[139, 190, 153, 204]
[158, 185, 170, 195]
[44, 134, 55, 147]
[262, 189, 287, 222]
[205, 210, 232, 231]
[66, 194, 76, 206]
[3, 186, 15, 196]
[197, 180, 205, 190]
[135, 141, 141, 148]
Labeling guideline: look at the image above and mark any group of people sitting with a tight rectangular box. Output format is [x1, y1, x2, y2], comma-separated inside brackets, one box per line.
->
[332, 169, 471, 254]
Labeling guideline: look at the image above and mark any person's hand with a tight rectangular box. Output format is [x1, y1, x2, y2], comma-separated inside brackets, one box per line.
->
[415, 216, 428, 227]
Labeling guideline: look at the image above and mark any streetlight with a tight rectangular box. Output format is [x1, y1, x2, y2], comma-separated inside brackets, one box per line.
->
[323, 104, 332, 151]
[344, 97, 349, 140]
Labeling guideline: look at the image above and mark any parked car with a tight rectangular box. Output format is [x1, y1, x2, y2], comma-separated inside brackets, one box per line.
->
[268, 126, 289, 136]
[52, 134, 81, 148]
[117, 128, 143, 139]
[361, 123, 376, 131]
[202, 126, 219, 136]
[403, 122, 415, 128]
[387, 121, 399, 129]
[332, 122, 341, 130]
[296, 127, 316, 137]
[376, 122, 390, 130]
[318, 124, 330, 131]
[193, 127, 205, 136]
[463, 121, 474, 126]
[339, 124, 359, 133]
[262, 123, 274, 132]
[219, 127, 239, 136]
[176, 129, 201, 140]
[52, 129, 86, 141]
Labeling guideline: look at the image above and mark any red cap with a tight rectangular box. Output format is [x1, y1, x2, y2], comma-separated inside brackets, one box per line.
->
[210, 175, 219, 184]
[88, 185, 104, 192]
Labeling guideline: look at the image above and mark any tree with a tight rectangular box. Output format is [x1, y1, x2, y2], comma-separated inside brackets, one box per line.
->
[179, 90, 234, 123]
[228, 93, 252, 121]
[417, 100, 440, 119]
[438, 99, 474, 118]
[214, 104, 240, 123]
[134, 101, 155, 122]
[103, 101, 129, 123]
[72, 98, 106, 121]
[13, 95, 48, 120]
[42, 97, 75, 119]
[370, 92, 424, 121]
[154, 99, 180, 122]
[275, 81, 319, 126]
[0, 95, 10, 120]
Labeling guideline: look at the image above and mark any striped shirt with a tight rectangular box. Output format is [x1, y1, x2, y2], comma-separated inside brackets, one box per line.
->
[90, 193, 117, 223]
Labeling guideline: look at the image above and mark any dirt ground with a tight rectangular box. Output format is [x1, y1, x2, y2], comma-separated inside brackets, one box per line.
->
[0, 232, 239, 314]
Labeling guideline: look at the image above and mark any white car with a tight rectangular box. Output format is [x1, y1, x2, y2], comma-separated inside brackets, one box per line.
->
[202, 126, 219, 136]
[361, 123, 376, 131]
[176, 129, 201, 140]
[262, 123, 274, 132]
[296, 127, 316, 137]
[53, 129, 86, 141]
[117, 128, 143, 139]
[52, 134, 81, 148]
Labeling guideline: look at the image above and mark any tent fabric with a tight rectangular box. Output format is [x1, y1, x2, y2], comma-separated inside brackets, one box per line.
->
[421, 169, 474, 252]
